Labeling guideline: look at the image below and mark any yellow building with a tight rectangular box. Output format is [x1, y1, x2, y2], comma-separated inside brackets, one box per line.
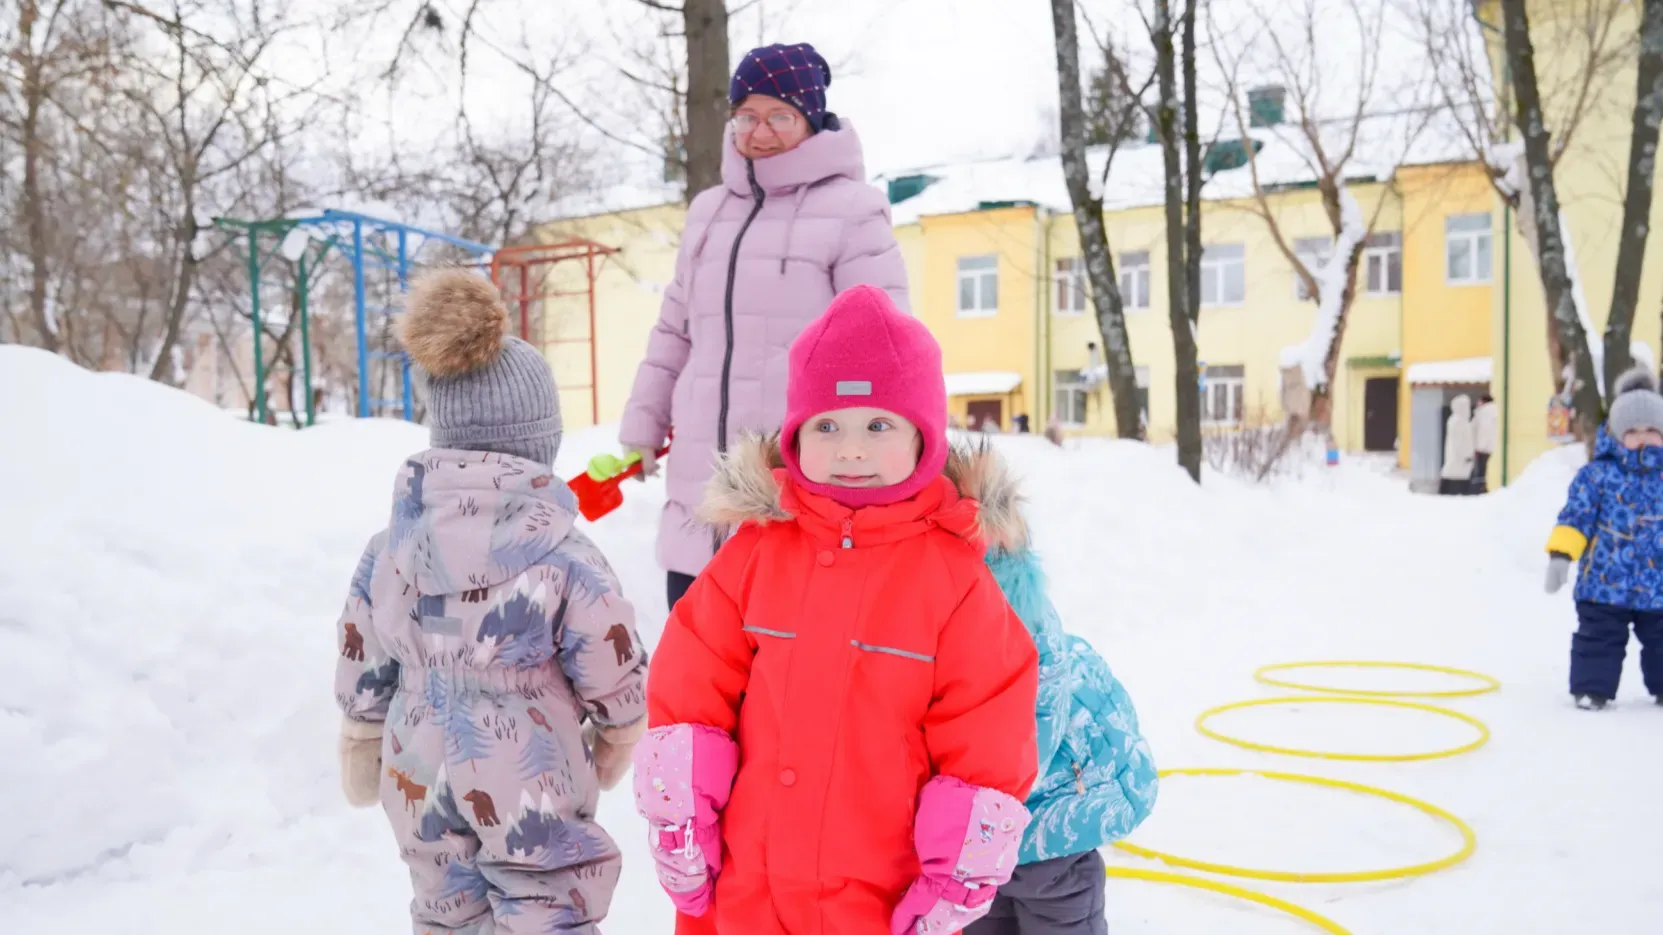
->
[882, 140, 1496, 486]
[532, 117, 1504, 489]
[1478, 0, 1663, 485]
[529, 202, 686, 430]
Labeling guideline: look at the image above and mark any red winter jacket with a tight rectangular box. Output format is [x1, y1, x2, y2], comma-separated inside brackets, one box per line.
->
[646, 436, 1039, 934]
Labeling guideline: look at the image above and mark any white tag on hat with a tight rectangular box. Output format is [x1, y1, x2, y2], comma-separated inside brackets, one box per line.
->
[835, 381, 872, 396]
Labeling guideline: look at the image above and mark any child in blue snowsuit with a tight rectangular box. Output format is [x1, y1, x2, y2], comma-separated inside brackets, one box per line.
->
[1545, 366, 1663, 710]
[969, 517, 1158, 934]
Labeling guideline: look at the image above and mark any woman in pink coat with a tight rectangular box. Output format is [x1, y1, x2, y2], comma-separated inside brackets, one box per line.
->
[619, 42, 909, 609]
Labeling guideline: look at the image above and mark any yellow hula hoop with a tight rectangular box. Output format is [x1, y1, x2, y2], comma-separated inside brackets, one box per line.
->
[1104, 866, 1353, 935]
[1111, 768, 1477, 883]
[1254, 661, 1501, 699]
[1195, 695, 1491, 762]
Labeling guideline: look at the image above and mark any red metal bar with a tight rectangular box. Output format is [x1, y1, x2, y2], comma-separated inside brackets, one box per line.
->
[518, 265, 530, 341]
[489, 239, 618, 426]
[586, 248, 599, 425]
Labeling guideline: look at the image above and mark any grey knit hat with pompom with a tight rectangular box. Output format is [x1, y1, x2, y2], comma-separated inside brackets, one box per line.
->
[1607, 365, 1663, 441]
[398, 269, 561, 465]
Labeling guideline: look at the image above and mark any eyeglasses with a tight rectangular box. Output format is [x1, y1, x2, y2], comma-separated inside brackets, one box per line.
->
[731, 111, 800, 133]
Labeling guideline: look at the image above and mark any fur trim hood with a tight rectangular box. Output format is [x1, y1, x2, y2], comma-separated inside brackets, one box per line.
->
[699, 433, 1030, 551]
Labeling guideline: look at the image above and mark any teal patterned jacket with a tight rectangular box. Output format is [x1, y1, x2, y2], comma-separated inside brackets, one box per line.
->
[986, 546, 1159, 864]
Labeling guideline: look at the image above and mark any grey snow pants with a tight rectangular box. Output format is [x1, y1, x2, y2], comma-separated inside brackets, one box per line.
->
[964, 848, 1108, 935]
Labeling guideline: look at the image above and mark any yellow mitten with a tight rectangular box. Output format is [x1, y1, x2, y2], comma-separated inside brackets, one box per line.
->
[339, 717, 384, 808]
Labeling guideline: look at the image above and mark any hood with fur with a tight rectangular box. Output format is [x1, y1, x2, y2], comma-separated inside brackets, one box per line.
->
[699, 433, 1029, 552]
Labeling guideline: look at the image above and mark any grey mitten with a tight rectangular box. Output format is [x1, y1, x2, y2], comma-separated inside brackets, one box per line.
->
[1545, 554, 1572, 594]
[339, 717, 384, 808]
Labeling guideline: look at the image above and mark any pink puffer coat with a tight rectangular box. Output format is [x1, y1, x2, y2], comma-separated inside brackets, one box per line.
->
[619, 121, 909, 578]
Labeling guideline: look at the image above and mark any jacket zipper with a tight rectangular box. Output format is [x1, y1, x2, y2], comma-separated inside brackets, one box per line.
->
[709, 161, 768, 558]
[841, 519, 854, 549]
[716, 160, 767, 458]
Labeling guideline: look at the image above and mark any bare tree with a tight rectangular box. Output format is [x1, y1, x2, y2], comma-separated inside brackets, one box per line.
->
[1209, 0, 1432, 443]
[1415, 0, 1636, 436]
[100, 0, 326, 383]
[1498, 0, 1602, 440]
[1151, 0, 1203, 480]
[1604, 0, 1663, 397]
[629, 0, 732, 199]
[3, 1, 115, 355]
[1049, 0, 1143, 440]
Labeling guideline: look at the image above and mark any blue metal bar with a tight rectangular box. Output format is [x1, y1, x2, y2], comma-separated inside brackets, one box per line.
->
[319, 209, 495, 255]
[398, 228, 413, 420]
[353, 220, 369, 418]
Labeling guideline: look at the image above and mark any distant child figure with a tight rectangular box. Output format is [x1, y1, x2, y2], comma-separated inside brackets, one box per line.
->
[631, 284, 1040, 935]
[969, 540, 1159, 935]
[1471, 393, 1499, 493]
[1545, 366, 1663, 710]
[334, 270, 649, 933]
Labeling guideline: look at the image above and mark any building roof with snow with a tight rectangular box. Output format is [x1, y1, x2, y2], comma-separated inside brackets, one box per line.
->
[876, 107, 1479, 227]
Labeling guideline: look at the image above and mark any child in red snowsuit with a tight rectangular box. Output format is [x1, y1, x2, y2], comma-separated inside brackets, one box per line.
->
[631, 284, 1040, 935]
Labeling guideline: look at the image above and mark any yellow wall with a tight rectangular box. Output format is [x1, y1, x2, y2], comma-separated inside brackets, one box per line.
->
[914, 206, 1042, 427]
[1395, 161, 1498, 468]
[1482, 0, 1663, 484]
[535, 203, 686, 429]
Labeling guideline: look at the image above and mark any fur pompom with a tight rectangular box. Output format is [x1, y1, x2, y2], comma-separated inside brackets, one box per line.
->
[399, 269, 508, 377]
[1614, 365, 1660, 397]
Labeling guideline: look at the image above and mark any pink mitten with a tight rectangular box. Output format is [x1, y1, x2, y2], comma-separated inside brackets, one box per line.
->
[890, 776, 1030, 935]
[631, 724, 739, 916]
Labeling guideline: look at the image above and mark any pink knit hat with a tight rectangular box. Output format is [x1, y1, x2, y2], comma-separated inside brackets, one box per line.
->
[780, 285, 948, 507]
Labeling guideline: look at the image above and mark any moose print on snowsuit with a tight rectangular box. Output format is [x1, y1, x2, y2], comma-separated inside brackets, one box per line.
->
[336, 449, 648, 934]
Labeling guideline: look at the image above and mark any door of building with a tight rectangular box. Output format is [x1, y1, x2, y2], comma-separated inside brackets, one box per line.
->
[967, 399, 1004, 431]
[1363, 377, 1400, 452]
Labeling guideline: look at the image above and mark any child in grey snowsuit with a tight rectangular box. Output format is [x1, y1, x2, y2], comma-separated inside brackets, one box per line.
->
[334, 270, 648, 934]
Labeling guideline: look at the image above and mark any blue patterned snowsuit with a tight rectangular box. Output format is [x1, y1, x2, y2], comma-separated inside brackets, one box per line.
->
[1548, 430, 1663, 699]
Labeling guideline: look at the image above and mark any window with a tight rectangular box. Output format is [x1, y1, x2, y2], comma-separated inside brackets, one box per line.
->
[957, 255, 999, 316]
[1120, 251, 1151, 311]
[1054, 369, 1090, 426]
[1364, 232, 1402, 295]
[1135, 365, 1151, 427]
[1201, 364, 1245, 425]
[1054, 257, 1086, 315]
[1293, 237, 1332, 301]
[1200, 244, 1246, 306]
[1445, 213, 1492, 285]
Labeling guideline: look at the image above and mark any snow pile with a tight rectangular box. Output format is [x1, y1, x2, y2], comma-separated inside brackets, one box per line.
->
[3, 347, 1661, 933]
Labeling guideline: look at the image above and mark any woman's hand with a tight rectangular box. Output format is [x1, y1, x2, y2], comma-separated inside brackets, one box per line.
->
[626, 445, 660, 480]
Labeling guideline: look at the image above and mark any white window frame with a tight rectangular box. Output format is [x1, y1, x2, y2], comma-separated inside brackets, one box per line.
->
[1119, 251, 1151, 311]
[1364, 231, 1402, 296]
[1200, 244, 1246, 307]
[957, 255, 1000, 317]
[1053, 257, 1086, 315]
[1292, 237, 1332, 302]
[1201, 365, 1245, 426]
[1445, 213, 1493, 285]
[1053, 368, 1090, 427]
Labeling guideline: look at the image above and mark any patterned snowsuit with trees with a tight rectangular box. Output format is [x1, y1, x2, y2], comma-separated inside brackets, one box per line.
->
[336, 449, 648, 934]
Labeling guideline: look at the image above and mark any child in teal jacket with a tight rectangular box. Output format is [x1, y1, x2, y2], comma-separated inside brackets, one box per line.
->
[964, 452, 1158, 935]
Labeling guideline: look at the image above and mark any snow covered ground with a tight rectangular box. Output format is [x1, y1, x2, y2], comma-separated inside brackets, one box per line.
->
[3, 343, 1659, 933]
